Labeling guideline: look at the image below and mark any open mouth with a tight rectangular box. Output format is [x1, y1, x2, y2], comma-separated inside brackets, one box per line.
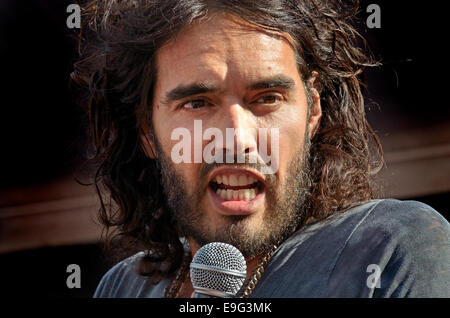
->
[209, 171, 264, 202]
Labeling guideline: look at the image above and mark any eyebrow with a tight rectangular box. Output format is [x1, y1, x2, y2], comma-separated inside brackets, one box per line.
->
[161, 74, 296, 105]
[247, 74, 296, 91]
[162, 82, 219, 105]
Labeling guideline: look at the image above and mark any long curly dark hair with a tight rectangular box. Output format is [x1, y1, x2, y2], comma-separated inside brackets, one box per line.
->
[72, 0, 383, 281]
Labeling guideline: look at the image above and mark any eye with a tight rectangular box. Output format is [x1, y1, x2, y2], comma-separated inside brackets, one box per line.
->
[181, 99, 211, 110]
[254, 94, 283, 105]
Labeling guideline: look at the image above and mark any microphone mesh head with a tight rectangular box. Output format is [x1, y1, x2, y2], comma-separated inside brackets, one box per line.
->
[190, 242, 247, 297]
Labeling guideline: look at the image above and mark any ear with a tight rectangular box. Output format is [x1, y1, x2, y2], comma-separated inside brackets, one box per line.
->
[306, 71, 322, 140]
[140, 120, 158, 159]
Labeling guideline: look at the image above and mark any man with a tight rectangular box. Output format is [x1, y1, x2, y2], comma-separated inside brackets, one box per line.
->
[73, 0, 449, 297]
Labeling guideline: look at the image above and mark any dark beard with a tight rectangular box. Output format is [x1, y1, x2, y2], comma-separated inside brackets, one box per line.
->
[154, 136, 311, 258]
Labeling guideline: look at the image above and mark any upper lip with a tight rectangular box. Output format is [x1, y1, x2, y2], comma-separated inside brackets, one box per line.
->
[208, 166, 266, 185]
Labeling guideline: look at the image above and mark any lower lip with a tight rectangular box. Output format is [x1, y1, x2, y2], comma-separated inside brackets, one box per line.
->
[207, 186, 265, 216]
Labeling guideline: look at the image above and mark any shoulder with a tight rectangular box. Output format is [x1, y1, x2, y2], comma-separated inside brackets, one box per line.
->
[93, 252, 144, 298]
[335, 199, 450, 297]
[369, 198, 448, 226]
[283, 198, 449, 252]
[93, 252, 169, 298]
[354, 199, 449, 248]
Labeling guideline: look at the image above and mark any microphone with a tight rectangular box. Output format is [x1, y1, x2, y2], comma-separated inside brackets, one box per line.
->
[190, 242, 247, 298]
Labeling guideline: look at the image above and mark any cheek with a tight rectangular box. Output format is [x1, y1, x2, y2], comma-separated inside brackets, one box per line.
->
[152, 110, 203, 186]
[152, 107, 187, 158]
[271, 109, 308, 182]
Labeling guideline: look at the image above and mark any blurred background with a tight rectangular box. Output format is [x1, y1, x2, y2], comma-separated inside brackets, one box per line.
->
[0, 0, 448, 298]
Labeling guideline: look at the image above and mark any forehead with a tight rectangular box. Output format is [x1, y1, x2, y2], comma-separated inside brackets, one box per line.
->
[154, 14, 300, 93]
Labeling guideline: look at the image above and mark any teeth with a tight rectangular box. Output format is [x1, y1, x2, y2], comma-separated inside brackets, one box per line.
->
[249, 188, 256, 200]
[213, 173, 260, 202]
[222, 175, 229, 185]
[218, 189, 227, 200]
[216, 188, 257, 202]
[229, 175, 238, 186]
[214, 174, 257, 187]
[238, 175, 248, 186]
[244, 189, 250, 201]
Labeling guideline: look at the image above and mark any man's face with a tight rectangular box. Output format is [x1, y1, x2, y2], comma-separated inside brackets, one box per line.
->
[148, 14, 321, 257]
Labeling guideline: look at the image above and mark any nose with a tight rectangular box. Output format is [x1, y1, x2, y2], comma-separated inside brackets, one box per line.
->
[218, 102, 258, 164]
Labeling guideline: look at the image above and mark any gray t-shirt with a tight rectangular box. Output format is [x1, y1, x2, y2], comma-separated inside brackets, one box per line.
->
[93, 199, 450, 298]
